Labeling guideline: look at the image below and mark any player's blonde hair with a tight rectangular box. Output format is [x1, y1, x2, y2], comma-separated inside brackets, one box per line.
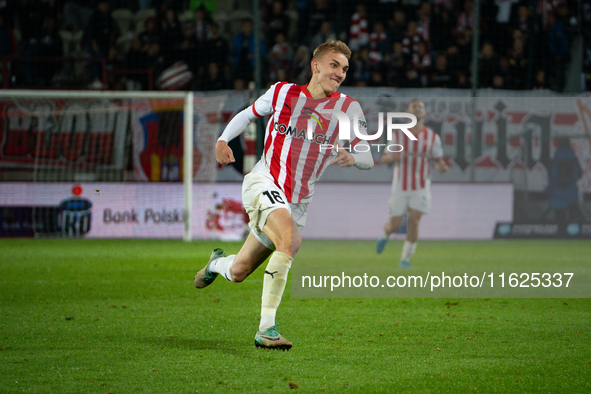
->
[312, 40, 351, 61]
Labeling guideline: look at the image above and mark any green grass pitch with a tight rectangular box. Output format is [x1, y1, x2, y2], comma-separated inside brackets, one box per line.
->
[1, 239, 590, 393]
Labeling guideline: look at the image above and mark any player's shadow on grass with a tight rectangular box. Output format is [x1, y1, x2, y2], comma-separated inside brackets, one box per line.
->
[141, 336, 244, 355]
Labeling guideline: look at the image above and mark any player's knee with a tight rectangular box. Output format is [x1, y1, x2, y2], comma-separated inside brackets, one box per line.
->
[274, 232, 300, 257]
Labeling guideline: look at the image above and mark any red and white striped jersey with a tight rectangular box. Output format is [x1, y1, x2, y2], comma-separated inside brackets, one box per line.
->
[389, 126, 443, 191]
[248, 82, 370, 203]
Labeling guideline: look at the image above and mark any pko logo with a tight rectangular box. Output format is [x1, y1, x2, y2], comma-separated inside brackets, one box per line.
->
[303, 110, 417, 153]
[58, 197, 92, 237]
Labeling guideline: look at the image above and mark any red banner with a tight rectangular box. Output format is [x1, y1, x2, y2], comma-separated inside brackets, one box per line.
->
[0, 99, 128, 169]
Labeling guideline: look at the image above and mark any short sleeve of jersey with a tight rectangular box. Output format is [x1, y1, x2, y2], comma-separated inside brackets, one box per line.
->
[251, 83, 280, 117]
[431, 132, 443, 159]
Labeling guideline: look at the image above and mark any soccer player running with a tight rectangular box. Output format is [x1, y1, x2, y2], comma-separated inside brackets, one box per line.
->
[193, 40, 373, 350]
[375, 99, 448, 268]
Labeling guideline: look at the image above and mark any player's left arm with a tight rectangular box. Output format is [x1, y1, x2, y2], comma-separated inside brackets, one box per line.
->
[431, 133, 448, 173]
[330, 143, 356, 167]
[334, 101, 374, 170]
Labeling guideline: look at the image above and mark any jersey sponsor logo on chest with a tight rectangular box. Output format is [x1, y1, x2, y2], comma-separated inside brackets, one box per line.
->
[273, 121, 331, 145]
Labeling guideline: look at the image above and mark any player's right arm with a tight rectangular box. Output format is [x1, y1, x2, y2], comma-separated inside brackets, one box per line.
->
[215, 107, 255, 165]
[215, 140, 235, 165]
[215, 83, 278, 165]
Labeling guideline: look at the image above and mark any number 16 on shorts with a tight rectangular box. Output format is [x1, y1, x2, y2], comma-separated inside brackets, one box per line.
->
[263, 190, 285, 205]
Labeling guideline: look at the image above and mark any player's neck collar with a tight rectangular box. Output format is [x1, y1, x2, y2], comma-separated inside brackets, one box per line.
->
[303, 83, 340, 98]
[302, 84, 313, 97]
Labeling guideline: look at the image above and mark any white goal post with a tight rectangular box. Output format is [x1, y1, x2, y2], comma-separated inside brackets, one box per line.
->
[0, 90, 195, 241]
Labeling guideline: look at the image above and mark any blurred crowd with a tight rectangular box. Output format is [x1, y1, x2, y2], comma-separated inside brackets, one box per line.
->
[0, 0, 584, 92]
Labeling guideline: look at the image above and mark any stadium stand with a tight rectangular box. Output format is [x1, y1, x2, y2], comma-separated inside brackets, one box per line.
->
[0, 0, 586, 92]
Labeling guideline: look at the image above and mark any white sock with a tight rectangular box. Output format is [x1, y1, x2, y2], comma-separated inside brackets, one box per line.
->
[259, 251, 292, 331]
[381, 231, 389, 240]
[400, 241, 417, 263]
[209, 255, 236, 281]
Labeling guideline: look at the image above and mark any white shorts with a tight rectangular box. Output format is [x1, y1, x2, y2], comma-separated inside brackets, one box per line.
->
[242, 172, 308, 250]
[388, 187, 431, 217]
